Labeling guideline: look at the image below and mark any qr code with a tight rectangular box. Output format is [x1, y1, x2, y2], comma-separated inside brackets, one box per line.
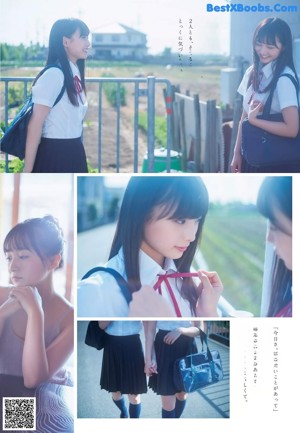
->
[2, 398, 36, 431]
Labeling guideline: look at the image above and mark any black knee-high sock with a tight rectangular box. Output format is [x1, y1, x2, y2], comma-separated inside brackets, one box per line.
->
[129, 402, 141, 418]
[112, 397, 128, 418]
[175, 398, 186, 418]
[162, 408, 175, 418]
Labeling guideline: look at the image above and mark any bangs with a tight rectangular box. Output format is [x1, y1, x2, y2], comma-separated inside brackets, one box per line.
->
[3, 227, 34, 254]
[257, 177, 292, 223]
[153, 178, 208, 221]
[256, 30, 279, 47]
[78, 21, 90, 37]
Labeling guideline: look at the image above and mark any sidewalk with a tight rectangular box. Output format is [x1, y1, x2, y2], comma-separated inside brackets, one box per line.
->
[77, 322, 230, 419]
[77, 223, 116, 279]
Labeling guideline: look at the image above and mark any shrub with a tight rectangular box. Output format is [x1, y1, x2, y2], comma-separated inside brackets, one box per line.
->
[101, 73, 126, 107]
[138, 112, 167, 147]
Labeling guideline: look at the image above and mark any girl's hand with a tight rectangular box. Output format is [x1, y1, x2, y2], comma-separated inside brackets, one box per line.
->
[0, 295, 21, 319]
[163, 328, 182, 345]
[129, 285, 176, 317]
[248, 100, 263, 124]
[230, 151, 242, 173]
[195, 270, 223, 317]
[144, 358, 157, 376]
[10, 286, 43, 316]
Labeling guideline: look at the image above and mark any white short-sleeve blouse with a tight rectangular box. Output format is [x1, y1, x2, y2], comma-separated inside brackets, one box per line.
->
[238, 62, 298, 114]
[77, 248, 194, 317]
[32, 61, 88, 139]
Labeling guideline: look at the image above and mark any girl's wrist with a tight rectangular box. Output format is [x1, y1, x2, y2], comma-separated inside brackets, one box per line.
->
[196, 304, 218, 317]
[27, 304, 44, 320]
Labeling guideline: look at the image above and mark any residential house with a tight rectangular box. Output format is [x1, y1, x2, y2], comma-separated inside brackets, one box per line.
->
[91, 23, 148, 61]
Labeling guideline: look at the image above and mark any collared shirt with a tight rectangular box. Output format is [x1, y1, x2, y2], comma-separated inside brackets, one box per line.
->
[105, 321, 143, 336]
[77, 248, 194, 317]
[238, 63, 298, 114]
[32, 61, 88, 138]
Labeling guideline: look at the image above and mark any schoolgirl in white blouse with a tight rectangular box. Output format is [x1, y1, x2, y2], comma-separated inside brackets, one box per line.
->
[24, 18, 90, 173]
[98, 321, 147, 418]
[231, 17, 299, 173]
[78, 176, 223, 317]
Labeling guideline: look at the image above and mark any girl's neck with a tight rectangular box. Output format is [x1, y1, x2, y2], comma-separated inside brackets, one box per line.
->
[36, 276, 55, 304]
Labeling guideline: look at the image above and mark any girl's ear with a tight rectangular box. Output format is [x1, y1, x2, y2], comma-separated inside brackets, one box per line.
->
[48, 254, 62, 271]
[63, 36, 69, 47]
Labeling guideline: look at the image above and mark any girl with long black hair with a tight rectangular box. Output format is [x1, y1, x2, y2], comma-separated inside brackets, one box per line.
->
[231, 17, 299, 173]
[257, 176, 292, 317]
[78, 176, 223, 317]
[24, 18, 90, 173]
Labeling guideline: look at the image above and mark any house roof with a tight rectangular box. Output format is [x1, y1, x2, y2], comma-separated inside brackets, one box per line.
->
[92, 22, 146, 36]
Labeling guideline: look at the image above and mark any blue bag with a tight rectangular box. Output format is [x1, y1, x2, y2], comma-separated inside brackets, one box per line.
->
[241, 73, 300, 168]
[173, 329, 223, 393]
[0, 65, 65, 160]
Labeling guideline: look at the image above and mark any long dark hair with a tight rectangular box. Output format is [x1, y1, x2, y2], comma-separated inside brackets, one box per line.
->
[3, 215, 65, 269]
[37, 18, 90, 106]
[257, 176, 292, 316]
[109, 176, 209, 313]
[251, 17, 299, 93]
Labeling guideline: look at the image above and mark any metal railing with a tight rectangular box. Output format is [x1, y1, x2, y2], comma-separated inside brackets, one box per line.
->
[0, 76, 173, 173]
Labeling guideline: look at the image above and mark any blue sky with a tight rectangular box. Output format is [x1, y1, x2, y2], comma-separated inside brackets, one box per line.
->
[0, 0, 230, 54]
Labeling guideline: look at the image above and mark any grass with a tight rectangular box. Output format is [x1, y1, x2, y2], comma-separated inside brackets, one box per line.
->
[199, 206, 267, 316]
[138, 112, 167, 147]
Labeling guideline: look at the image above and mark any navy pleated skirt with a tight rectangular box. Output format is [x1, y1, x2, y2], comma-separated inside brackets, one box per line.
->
[32, 137, 88, 173]
[148, 329, 197, 396]
[100, 334, 147, 395]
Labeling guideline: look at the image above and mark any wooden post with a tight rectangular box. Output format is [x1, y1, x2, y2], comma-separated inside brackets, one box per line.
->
[206, 100, 217, 173]
[193, 94, 201, 172]
[12, 174, 20, 227]
[178, 98, 187, 170]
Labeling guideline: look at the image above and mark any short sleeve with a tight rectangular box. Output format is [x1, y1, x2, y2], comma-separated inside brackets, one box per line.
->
[32, 67, 65, 107]
[237, 66, 253, 97]
[276, 75, 299, 110]
[77, 272, 129, 317]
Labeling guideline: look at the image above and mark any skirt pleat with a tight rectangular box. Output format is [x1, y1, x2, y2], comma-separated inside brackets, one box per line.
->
[100, 334, 147, 395]
[148, 330, 197, 395]
[32, 137, 88, 173]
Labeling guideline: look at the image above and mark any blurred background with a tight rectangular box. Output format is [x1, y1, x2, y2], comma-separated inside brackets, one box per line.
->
[77, 175, 268, 316]
[0, 173, 74, 303]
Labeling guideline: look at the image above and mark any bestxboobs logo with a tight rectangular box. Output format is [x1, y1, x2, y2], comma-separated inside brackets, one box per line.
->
[206, 1, 298, 13]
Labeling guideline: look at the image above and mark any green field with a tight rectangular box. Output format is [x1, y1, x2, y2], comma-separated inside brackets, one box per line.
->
[198, 204, 267, 316]
[1, 63, 222, 103]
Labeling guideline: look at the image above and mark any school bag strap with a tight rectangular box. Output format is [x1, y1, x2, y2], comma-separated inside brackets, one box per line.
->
[262, 73, 300, 116]
[81, 266, 132, 305]
[33, 64, 66, 105]
[0, 64, 65, 160]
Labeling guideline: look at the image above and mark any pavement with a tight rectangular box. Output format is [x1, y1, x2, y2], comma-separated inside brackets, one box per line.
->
[77, 321, 230, 419]
[77, 223, 117, 279]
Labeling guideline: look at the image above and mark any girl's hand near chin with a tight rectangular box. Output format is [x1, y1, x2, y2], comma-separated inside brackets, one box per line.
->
[9, 286, 43, 316]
